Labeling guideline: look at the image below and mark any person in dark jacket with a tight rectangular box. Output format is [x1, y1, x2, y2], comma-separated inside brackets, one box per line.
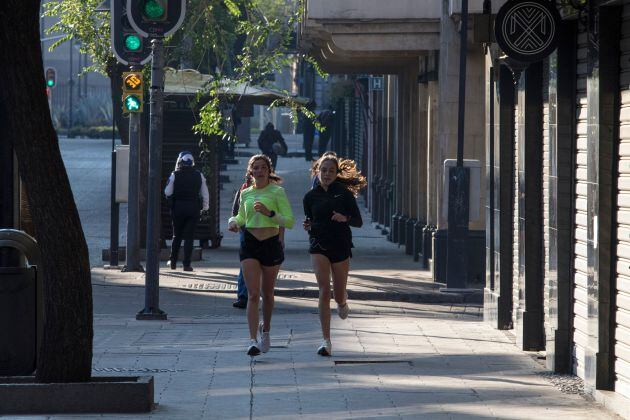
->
[257, 122, 287, 170]
[303, 154, 367, 356]
[316, 106, 335, 157]
[300, 100, 316, 161]
[164, 151, 209, 271]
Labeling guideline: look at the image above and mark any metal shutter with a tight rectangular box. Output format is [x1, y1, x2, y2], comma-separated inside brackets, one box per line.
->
[542, 59, 551, 342]
[513, 99, 520, 328]
[572, 28, 589, 379]
[615, 3, 630, 399]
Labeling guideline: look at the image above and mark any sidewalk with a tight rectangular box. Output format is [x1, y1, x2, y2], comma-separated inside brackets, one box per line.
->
[57, 143, 622, 419]
[94, 134, 479, 304]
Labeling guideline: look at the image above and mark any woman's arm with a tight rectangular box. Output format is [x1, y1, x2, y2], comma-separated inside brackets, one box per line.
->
[345, 191, 363, 228]
[272, 187, 295, 228]
[228, 191, 247, 227]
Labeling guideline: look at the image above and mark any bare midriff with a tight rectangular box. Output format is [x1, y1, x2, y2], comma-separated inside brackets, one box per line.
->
[246, 226, 279, 241]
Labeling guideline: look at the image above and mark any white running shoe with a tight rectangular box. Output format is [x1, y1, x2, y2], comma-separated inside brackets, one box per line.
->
[259, 321, 270, 353]
[247, 339, 261, 356]
[338, 302, 350, 320]
[317, 339, 332, 356]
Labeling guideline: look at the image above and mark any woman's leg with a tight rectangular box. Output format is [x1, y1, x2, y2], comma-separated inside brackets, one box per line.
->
[260, 264, 280, 332]
[331, 258, 350, 306]
[242, 259, 262, 340]
[312, 254, 332, 339]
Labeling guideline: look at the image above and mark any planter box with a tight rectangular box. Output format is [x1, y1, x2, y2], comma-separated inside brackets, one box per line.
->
[0, 375, 153, 414]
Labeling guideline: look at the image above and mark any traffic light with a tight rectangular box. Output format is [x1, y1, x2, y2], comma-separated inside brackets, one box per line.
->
[123, 32, 142, 52]
[127, 0, 185, 38]
[45, 67, 56, 88]
[110, 0, 151, 66]
[142, 0, 167, 21]
[122, 71, 144, 113]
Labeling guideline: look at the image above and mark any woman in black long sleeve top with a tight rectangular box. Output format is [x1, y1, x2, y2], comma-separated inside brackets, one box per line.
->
[303, 155, 367, 356]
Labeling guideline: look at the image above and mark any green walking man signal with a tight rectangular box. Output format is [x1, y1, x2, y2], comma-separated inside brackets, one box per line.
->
[122, 71, 144, 113]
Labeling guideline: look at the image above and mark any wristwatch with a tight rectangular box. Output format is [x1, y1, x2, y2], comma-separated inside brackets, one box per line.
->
[268, 210, 276, 218]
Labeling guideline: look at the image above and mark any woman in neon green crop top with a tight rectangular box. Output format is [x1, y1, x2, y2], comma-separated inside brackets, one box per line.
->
[228, 154, 294, 356]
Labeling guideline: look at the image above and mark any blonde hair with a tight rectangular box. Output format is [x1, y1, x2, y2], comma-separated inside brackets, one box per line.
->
[246, 154, 282, 184]
[312, 154, 367, 197]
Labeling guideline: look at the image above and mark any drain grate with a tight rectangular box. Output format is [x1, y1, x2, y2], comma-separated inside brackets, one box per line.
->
[334, 360, 412, 365]
[93, 367, 186, 373]
[183, 282, 237, 291]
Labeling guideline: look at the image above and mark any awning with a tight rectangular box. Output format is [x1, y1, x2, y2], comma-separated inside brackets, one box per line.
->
[163, 68, 309, 106]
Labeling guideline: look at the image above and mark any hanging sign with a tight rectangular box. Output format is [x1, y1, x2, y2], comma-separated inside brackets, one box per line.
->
[494, 0, 562, 63]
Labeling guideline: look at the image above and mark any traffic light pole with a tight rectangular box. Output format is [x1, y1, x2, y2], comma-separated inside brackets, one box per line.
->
[137, 37, 167, 320]
[123, 66, 144, 273]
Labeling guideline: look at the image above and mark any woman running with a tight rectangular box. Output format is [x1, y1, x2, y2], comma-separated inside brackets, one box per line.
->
[228, 154, 294, 356]
[303, 154, 367, 356]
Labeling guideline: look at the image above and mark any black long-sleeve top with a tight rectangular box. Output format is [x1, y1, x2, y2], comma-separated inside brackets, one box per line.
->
[303, 181, 363, 248]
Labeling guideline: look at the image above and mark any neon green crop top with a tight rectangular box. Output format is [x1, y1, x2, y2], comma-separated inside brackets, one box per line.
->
[228, 184, 295, 229]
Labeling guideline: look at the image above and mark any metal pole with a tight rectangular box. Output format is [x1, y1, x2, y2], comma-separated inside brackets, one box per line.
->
[123, 66, 143, 273]
[105, 99, 120, 269]
[137, 38, 167, 320]
[456, 0, 469, 168]
[68, 39, 74, 134]
[445, 0, 470, 290]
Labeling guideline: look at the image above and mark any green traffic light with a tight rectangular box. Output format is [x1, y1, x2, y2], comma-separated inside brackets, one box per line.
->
[46, 79, 55, 87]
[124, 34, 142, 51]
[143, 0, 165, 19]
[124, 95, 141, 111]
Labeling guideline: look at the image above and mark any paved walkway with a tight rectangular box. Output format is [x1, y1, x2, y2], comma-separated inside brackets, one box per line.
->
[23, 136, 619, 419]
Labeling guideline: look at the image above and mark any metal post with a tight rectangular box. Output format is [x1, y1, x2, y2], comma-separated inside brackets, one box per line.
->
[445, 0, 470, 290]
[105, 113, 121, 269]
[137, 38, 167, 320]
[68, 39, 74, 133]
[123, 66, 143, 273]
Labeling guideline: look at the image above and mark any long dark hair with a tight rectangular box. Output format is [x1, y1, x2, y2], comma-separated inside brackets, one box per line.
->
[246, 154, 282, 185]
[311, 154, 367, 197]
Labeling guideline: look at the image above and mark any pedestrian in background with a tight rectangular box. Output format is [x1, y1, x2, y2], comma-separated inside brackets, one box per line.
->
[257, 122, 287, 170]
[231, 177, 251, 309]
[301, 100, 316, 161]
[228, 154, 295, 356]
[303, 154, 366, 356]
[164, 151, 209, 271]
[316, 106, 335, 157]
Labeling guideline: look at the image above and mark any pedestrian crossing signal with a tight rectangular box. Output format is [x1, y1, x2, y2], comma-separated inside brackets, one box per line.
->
[122, 72, 143, 113]
[123, 94, 143, 113]
[123, 72, 143, 92]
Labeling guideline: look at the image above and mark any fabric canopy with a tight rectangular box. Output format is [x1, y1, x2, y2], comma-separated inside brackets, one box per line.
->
[163, 68, 309, 106]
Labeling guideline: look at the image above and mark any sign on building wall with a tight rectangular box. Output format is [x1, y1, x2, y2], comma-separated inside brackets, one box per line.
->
[494, 0, 562, 63]
[370, 76, 384, 91]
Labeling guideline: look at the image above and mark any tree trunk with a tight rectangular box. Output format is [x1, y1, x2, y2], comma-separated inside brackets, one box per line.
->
[0, 0, 93, 382]
[107, 60, 130, 145]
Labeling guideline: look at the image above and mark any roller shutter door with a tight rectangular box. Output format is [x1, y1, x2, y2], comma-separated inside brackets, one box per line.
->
[513, 99, 520, 328]
[615, 3, 630, 399]
[572, 27, 589, 379]
[542, 60, 552, 342]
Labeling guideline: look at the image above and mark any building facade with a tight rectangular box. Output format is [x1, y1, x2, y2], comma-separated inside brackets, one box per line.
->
[301, 0, 630, 416]
[483, 1, 630, 416]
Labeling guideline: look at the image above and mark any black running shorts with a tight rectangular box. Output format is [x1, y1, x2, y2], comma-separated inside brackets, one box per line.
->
[240, 229, 284, 266]
[308, 237, 351, 264]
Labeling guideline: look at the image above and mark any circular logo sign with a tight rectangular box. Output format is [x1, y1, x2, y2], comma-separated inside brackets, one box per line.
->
[494, 0, 561, 63]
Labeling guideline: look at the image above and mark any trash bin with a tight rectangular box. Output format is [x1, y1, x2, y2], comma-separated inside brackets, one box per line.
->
[0, 229, 43, 376]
